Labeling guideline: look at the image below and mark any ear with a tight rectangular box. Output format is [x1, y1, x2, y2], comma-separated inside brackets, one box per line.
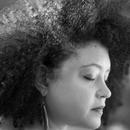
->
[35, 65, 48, 96]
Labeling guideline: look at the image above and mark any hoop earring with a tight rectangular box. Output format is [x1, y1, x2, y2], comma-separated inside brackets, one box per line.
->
[42, 101, 49, 130]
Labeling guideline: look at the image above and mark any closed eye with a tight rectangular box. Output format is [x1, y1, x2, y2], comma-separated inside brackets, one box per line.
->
[83, 76, 95, 81]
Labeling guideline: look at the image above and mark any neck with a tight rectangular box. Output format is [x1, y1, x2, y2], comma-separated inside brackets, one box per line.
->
[47, 118, 92, 130]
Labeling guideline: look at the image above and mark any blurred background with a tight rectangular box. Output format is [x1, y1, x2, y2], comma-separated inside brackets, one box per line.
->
[0, 0, 130, 130]
[0, 0, 16, 9]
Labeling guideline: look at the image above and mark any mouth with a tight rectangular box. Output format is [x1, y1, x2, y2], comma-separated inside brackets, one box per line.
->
[91, 106, 105, 115]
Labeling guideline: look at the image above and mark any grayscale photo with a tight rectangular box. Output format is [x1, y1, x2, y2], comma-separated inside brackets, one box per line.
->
[0, 0, 129, 130]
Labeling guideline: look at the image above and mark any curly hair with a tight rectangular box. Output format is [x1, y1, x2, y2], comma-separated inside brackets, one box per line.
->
[0, 0, 129, 129]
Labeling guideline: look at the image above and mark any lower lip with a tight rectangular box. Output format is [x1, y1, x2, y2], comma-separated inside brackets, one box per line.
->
[91, 108, 103, 116]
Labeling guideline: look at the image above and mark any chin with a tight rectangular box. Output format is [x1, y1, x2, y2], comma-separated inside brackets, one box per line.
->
[87, 117, 102, 129]
[78, 115, 102, 130]
[91, 121, 101, 129]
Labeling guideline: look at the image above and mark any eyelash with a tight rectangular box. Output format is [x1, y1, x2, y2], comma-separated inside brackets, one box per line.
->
[83, 76, 109, 83]
[83, 76, 95, 81]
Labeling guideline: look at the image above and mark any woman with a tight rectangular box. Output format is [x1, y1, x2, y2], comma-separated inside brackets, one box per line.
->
[0, 0, 129, 130]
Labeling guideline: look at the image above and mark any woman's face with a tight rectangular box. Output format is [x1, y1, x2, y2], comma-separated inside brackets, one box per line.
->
[46, 41, 111, 129]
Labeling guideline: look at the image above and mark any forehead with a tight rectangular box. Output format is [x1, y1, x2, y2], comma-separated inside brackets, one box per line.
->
[77, 42, 110, 69]
[61, 41, 111, 72]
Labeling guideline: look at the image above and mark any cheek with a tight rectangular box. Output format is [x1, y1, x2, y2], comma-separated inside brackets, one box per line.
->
[46, 78, 95, 124]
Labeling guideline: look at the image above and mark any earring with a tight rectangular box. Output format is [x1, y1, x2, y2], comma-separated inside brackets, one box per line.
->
[42, 102, 49, 130]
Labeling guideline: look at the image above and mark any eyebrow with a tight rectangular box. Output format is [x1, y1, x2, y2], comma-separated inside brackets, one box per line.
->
[81, 63, 111, 73]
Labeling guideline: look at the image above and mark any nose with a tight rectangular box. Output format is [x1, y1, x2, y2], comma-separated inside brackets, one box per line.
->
[96, 80, 112, 99]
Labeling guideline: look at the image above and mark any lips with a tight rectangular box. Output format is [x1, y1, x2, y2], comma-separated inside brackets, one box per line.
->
[91, 106, 105, 115]
[92, 106, 105, 110]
